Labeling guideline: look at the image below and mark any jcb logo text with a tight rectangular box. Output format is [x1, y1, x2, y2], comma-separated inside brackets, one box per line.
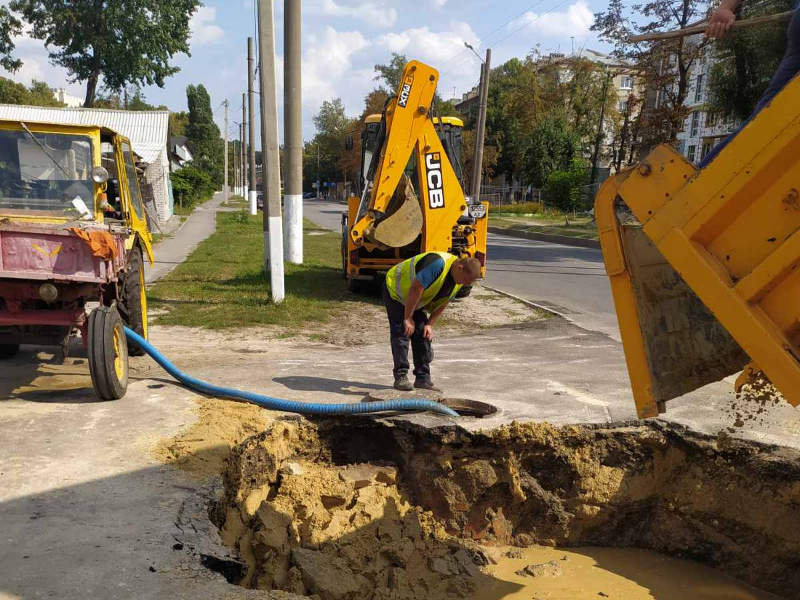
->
[426, 153, 444, 209]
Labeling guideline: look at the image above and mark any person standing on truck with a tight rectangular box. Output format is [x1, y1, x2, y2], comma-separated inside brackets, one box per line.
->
[383, 252, 482, 392]
[701, 0, 799, 166]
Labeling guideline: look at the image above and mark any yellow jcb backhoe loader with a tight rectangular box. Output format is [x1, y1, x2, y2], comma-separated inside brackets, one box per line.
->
[341, 60, 489, 293]
[596, 73, 800, 418]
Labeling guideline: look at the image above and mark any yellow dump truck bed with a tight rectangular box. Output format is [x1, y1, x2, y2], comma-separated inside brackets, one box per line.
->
[597, 74, 800, 418]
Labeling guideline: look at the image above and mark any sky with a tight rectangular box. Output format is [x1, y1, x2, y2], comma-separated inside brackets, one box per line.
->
[2, 0, 613, 142]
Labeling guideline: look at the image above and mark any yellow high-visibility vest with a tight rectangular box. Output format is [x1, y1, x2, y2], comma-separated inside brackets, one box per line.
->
[385, 252, 462, 313]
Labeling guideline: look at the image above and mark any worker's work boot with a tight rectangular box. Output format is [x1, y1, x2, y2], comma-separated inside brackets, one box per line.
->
[414, 379, 442, 393]
[393, 375, 413, 392]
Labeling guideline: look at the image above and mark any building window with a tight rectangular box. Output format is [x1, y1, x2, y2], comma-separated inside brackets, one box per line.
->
[701, 140, 713, 159]
[706, 111, 717, 127]
[695, 74, 705, 102]
[620, 76, 634, 90]
[618, 100, 628, 113]
[691, 111, 701, 137]
[688, 145, 697, 163]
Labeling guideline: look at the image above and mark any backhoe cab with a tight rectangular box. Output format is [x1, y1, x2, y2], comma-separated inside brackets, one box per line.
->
[341, 60, 489, 291]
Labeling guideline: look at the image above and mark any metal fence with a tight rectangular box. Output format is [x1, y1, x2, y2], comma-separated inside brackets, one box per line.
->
[481, 182, 602, 212]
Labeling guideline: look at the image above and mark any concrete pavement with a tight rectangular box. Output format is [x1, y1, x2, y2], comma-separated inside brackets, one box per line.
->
[145, 192, 225, 284]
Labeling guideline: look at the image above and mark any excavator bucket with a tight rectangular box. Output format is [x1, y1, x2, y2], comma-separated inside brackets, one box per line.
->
[370, 174, 423, 248]
[597, 75, 800, 418]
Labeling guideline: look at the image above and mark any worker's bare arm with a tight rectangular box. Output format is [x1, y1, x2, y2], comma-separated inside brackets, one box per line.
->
[707, 0, 738, 39]
[403, 280, 425, 337]
[424, 304, 449, 341]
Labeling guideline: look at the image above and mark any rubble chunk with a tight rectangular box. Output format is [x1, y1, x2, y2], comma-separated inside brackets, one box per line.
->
[515, 560, 563, 578]
[291, 547, 360, 600]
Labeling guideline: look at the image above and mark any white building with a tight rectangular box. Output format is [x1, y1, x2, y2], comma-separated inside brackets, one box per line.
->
[52, 88, 84, 108]
[670, 36, 741, 165]
[0, 104, 173, 224]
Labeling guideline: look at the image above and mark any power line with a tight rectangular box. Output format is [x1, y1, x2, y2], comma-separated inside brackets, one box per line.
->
[442, 0, 573, 78]
[439, 0, 552, 70]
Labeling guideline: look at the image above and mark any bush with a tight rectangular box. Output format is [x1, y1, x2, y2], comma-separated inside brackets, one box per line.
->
[489, 201, 545, 215]
[171, 163, 215, 208]
[542, 159, 589, 212]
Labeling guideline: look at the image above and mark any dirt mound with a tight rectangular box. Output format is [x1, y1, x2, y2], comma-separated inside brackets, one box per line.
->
[210, 418, 800, 599]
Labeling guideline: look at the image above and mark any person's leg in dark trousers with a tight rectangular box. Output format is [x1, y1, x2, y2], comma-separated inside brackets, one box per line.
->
[383, 284, 410, 379]
[410, 310, 433, 382]
[700, 8, 800, 168]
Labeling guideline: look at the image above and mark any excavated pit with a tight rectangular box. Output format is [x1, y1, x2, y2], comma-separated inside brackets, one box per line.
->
[210, 418, 800, 599]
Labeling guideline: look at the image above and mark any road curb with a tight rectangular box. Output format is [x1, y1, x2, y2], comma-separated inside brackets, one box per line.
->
[488, 226, 601, 249]
[480, 284, 572, 324]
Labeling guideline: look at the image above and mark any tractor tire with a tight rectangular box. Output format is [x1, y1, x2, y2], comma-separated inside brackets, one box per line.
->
[454, 285, 473, 300]
[119, 245, 148, 356]
[0, 343, 20, 359]
[87, 306, 128, 401]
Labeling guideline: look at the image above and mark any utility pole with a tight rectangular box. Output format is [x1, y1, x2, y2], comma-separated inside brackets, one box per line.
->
[242, 92, 248, 201]
[471, 49, 491, 204]
[232, 125, 237, 197]
[257, 0, 284, 300]
[239, 122, 244, 196]
[223, 100, 229, 203]
[284, 0, 302, 263]
[248, 41, 258, 216]
[316, 144, 320, 198]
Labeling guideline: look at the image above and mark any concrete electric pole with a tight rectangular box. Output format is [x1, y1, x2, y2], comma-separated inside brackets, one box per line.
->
[248, 37, 258, 216]
[471, 49, 491, 204]
[242, 92, 248, 201]
[257, 0, 285, 301]
[223, 99, 229, 203]
[284, 0, 302, 263]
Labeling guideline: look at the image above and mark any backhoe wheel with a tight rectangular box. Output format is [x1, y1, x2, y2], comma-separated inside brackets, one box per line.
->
[88, 306, 128, 401]
[0, 343, 20, 359]
[119, 245, 148, 356]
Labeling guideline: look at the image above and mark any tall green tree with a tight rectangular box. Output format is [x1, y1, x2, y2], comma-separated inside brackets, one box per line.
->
[170, 111, 190, 137]
[519, 113, 582, 188]
[2, 0, 199, 107]
[186, 84, 223, 187]
[592, 0, 708, 144]
[0, 76, 64, 106]
[374, 52, 407, 93]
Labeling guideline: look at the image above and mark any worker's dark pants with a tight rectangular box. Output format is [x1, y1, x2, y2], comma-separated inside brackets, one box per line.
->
[700, 7, 800, 167]
[382, 284, 433, 382]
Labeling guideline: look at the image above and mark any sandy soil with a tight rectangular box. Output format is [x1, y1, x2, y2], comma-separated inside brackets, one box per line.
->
[204, 419, 791, 600]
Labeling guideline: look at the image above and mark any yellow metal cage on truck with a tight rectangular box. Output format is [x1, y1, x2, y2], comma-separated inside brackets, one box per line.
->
[0, 119, 153, 400]
[596, 74, 800, 418]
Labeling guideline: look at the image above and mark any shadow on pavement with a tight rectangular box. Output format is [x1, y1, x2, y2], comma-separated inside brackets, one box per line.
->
[273, 375, 391, 396]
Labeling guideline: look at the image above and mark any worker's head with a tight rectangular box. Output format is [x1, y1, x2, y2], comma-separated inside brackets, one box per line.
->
[451, 257, 482, 285]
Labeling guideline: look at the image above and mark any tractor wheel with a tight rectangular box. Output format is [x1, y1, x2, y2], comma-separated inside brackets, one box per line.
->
[88, 306, 128, 401]
[0, 343, 20, 359]
[119, 245, 148, 356]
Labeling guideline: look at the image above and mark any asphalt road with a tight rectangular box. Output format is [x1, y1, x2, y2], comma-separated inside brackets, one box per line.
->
[304, 199, 619, 340]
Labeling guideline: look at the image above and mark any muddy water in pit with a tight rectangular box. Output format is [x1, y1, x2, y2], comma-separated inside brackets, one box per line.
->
[207, 418, 800, 600]
[484, 546, 779, 600]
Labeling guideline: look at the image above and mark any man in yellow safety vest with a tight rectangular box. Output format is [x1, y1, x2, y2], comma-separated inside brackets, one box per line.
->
[383, 252, 482, 392]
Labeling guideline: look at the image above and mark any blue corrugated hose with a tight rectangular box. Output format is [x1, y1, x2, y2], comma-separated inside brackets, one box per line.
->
[124, 326, 459, 418]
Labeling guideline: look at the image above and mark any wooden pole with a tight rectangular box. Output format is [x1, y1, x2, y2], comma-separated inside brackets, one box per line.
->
[628, 10, 794, 43]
